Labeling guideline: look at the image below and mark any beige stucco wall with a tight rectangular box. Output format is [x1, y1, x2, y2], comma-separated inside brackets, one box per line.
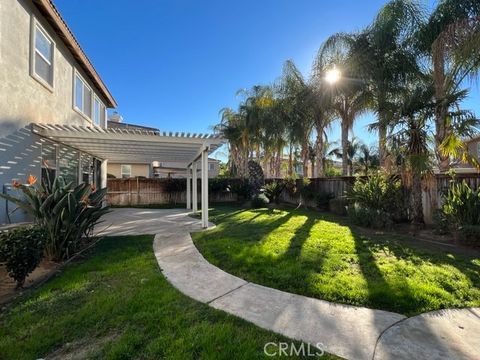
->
[108, 163, 151, 178]
[0, 0, 110, 136]
[153, 160, 220, 178]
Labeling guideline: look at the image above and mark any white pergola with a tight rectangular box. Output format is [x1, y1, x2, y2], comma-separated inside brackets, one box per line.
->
[31, 123, 224, 228]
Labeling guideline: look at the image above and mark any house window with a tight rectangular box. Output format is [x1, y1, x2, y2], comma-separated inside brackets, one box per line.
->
[74, 72, 92, 119]
[93, 97, 106, 126]
[121, 165, 131, 178]
[208, 163, 215, 171]
[31, 19, 54, 88]
[477, 143, 480, 158]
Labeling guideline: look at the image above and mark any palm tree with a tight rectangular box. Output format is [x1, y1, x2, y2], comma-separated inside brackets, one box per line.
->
[277, 60, 313, 177]
[359, 0, 423, 167]
[329, 137, 362, 176]
[355, 144, 380, 175]
[391, 83, 434, 225]
[314, 33, 371, 176]
[416, 0, 480, 171]
[306, 82, 334, 177]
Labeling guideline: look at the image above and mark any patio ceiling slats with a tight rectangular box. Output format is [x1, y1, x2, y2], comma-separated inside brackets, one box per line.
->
[30, 123, 224, 164]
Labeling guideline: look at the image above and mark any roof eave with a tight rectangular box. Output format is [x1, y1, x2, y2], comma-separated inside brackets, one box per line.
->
[32, 0, 117, 108]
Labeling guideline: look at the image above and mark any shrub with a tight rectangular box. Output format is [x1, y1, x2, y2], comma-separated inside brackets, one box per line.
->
[347, 174, 403, 227]
[230, 179, 253, 200]
[263, 181, 285, 204]
[298, 178, 315, 201]
[316, 191, 334, 210]
[442, 181, 480, 228]
[248, 160, 264, 196]
[163, 178, 186, 204]
[347, 205, 393, 229]
[0, 175, 109, 261]
[458, 225, 480, 246]
[329, 197, 348, 216]
[0, 225, 45, 287]
[251, 194, 270, 208]
[209, 178, 230, 194]
[284, 175, 298, 196]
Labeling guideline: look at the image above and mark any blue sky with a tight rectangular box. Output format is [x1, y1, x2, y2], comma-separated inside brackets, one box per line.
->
[56, 0, 479, 158]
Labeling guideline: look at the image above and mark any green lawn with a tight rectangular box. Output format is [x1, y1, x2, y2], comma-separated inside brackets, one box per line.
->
[193, 206, 480, 316]
[0, 235, 337, 360]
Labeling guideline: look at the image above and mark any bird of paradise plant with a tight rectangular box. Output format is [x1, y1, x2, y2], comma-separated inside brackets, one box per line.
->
[0, 174, 109, 261]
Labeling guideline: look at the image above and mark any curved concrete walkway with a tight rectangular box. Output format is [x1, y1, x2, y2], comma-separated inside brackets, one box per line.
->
[99, 209, 480, 360]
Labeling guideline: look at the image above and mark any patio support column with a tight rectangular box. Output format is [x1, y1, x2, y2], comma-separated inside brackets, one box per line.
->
[186, 166, 191, 210]
[201, 149, 209, 228]
[100, 159, 108, 189]
[77, 151, 82, 185]
[100, 159, 108, 207]
[192, 161, 198, 213]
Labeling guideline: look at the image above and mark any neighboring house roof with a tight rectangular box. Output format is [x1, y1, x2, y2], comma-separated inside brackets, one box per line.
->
[107, 120, 160, 133]
[465, 135, 480, 144]
[32, 0, 117, 107]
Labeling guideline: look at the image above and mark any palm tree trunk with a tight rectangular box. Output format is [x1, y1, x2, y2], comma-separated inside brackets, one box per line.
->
[302, 143, 309, 178]
[410, 172, 424, 225]
[341, 120, 349, 176]
[314, 129, 324, 178]
[288, 145, 293, 176]
[433, 42, 450, 172]
[378, 121, 387, 168]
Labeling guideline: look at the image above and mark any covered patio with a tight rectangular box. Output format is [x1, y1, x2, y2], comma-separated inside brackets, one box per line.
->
[31, 123, 224, 228]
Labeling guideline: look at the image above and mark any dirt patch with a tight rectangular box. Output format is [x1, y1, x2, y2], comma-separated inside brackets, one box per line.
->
[0, 260, 60, 304]
[45, 333, 121, 360]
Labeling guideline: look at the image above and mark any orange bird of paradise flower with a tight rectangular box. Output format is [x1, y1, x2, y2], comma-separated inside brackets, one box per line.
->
[26, 174, 37, 185]
[12, 180, 21, 189]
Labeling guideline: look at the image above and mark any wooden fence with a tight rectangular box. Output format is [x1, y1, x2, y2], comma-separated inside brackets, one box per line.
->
[107, 174, 480, 223]
[106, 178, 238, 206]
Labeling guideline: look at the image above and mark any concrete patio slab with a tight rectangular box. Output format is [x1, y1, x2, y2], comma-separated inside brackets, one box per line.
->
[99, 208, 480, 360]
[374, 308, 480, 360]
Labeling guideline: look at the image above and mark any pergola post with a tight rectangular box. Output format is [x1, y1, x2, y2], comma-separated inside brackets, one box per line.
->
[100, 159, 108, 189]
[77, 151, 82, 185]
[192, 161, 198, 213]
[201, 149, 209, 228]
[100, 159, 108, 207]
[186, 166, 191, 210]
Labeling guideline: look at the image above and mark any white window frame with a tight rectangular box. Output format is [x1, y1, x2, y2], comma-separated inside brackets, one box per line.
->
[73, 70, 93, 121]
[30, 17, 55, 91]
[121, 164, 132, 178]
[93, 95, 107, 127]
[477, 143, 480, 159]
[208, 162, 215, 171]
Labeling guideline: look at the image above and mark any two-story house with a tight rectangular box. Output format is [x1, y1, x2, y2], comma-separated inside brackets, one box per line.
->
[0, 0, 223, 228]
[0, 0, 116, 223]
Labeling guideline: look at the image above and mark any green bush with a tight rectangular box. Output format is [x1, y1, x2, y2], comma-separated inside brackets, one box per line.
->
[0, 176, 109, 261]
[347, 174, 403, 228]
[442, 181, 480, 228]
[458, 225, 480, 246]
[298, 178, 315, 201]
[248, 160, 265, 196]
[329, 197, 349, 215]
[316, 191, 334, 210]
[263, 181, 285, 204]
[251, 194, 270, 208]
[283, 175, 298, 196]
[209, 178, 230, 194]
[230, 179, 253, 200]
[347, 205, 393, 229]
[0, 225, 45, 287]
